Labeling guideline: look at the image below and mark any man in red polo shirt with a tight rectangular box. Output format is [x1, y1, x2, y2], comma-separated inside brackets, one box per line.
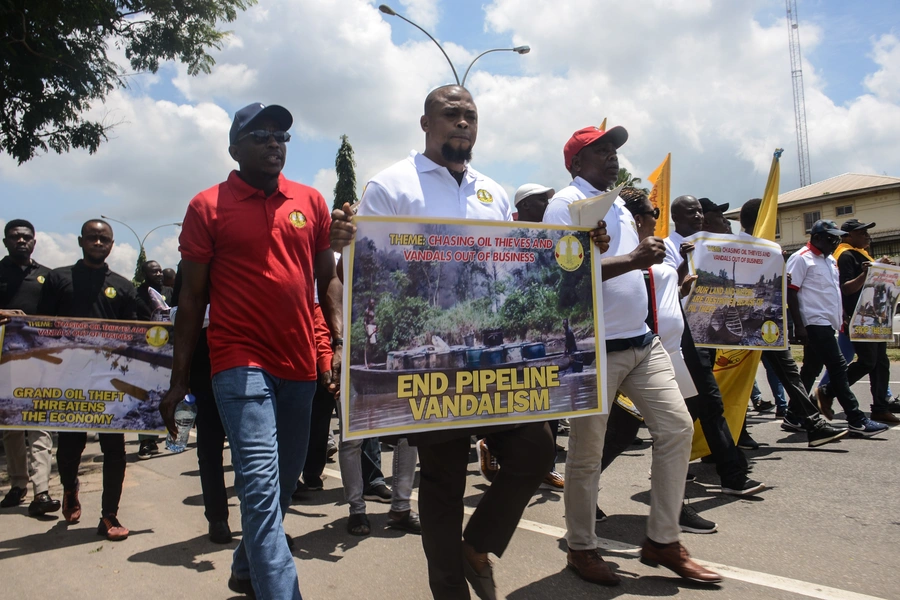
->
[160, 103, 342, 600]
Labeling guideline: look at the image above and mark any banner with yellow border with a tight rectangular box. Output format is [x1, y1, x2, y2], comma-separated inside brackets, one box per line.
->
[0, 316, 171, 433]
[340, 216, 607, 440]
[848, 263, 900, 342]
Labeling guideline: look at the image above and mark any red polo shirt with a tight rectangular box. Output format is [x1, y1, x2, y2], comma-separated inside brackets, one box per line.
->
[179, 170, 331, 380]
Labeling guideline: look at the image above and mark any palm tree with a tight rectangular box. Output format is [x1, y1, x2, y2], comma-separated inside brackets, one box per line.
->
[615, 167, 649, 193]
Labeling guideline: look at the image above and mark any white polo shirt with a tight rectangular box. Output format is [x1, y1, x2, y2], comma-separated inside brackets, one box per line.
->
[543, 177, 650, 341]
[786, 242, 842, 330]
[648, 264, 684, 354]
[358, 151, 512, 221]
[663, 230, 685, 270]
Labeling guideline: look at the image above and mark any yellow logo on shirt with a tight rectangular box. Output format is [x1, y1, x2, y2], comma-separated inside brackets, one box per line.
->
[555, 235, 584, 272]
[104, 287, 117, 299]
[146, 326, 170, 347]
[289, 211, 307, 228]
[761, 320, 780, 344]
[476, 189, 493, 204]
[37, 275, 45, 284]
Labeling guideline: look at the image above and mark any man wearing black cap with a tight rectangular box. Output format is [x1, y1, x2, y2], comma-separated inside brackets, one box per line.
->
[786, 220, 888, 437]
[698, 198, 731, 234]
[816, 219, 899, 424]
[544, 126, 721, 586]
[160, 102, 343, 599]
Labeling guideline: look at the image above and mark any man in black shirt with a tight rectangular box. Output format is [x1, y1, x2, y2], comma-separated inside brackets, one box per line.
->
[135, 259, 174, 459]
[0, 219, 60, 517]
[37, 219, 139, 541]
[817, 219, 899, 424]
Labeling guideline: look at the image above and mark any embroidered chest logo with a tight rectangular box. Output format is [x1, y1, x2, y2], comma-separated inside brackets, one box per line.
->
[476, 189, 493, 204]
[104, 287, 117, 299]
[289, 211, 307, 228]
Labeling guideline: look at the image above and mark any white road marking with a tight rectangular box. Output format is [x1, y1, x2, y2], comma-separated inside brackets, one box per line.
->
[320, 466, 887, 600]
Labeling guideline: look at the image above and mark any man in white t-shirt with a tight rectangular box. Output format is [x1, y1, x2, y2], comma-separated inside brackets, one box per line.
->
[543, 126, 720, 585]
[331, 86, 608, 600]
[662, 195, 703, 269]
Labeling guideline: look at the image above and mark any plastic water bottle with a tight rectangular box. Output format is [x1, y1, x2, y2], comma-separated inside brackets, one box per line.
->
[165, 394, 197, 453]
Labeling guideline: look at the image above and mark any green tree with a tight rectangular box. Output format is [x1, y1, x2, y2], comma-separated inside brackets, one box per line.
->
[333, 134, 358, 210]
[132, 246, 147, 286]
[615, 167, 649, 193]
[1, 0, 254, 164]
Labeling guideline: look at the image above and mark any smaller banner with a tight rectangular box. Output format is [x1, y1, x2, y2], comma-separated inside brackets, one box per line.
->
[341, 216, 607, 440]
[848, 263, 900, 342]
[683, 233, 787, 350]
[0, 316, 171, 433]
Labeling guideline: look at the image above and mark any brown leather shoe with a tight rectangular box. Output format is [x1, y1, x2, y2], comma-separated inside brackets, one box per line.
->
[640, 539, 721, 583]
[566, 548, 621, 586]
[816, 387, 835, 421]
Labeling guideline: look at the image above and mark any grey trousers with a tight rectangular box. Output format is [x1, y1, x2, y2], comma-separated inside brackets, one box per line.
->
[2, 430, 53, 495]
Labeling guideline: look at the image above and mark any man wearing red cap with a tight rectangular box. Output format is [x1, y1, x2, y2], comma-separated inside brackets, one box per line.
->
[543, 125, 721, 586]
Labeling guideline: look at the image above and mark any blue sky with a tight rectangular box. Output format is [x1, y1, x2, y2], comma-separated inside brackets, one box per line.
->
[2, 0, 899, 275]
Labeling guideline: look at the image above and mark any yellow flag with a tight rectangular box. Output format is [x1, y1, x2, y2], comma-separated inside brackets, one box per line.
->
[647, 153, 671, 238]
[599, 117, 607, 131]
[690, 149, 783, 460]
[753, 149, 783, 241]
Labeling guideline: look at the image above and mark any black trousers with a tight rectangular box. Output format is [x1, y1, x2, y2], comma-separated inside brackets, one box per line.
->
[761, 350, 820, 426]
[57, 432, 125, 517]
[680, 330, 747, 483]
[417, 422, 553, 600]
[800, 325, 865, 425]
[302, 383, 336, 484]
[843, 341, 890, 411]
[194, 381, 229, 523]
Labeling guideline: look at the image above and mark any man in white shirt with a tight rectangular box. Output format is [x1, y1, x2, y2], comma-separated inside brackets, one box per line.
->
[544, 126, 720, 585]
[332, 85, 603, 600]
[786, 220, 888, 437]
[662, 195, 703, 269]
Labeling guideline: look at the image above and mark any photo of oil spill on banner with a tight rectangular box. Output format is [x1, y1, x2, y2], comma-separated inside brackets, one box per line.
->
[341, 216, 606, 440]
[849, 263, 900, 342]
[683, 233, 787, 350]
[0, 316, 171, 433]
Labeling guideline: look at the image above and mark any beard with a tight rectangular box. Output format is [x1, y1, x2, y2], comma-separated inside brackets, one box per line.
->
[441, 142, 472, 164]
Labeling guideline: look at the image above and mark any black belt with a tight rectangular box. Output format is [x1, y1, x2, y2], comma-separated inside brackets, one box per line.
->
[606, 331, 655, 353]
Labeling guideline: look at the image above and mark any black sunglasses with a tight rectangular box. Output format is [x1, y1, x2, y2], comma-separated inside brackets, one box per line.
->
[238, 130, 291, 144]
[636, 207, 661, 219]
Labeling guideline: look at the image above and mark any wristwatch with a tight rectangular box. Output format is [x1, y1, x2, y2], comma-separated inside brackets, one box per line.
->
[331, 337, 344, 350]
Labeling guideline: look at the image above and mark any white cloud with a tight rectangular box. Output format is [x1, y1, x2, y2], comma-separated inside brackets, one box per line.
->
[2, 0, 899, 246]
[30, 231, 138, 277]
[312, 168, 338, 206]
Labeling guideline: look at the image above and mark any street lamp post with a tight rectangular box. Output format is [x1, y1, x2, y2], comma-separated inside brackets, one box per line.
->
[100, 216, 182, 254]
[378, 4, 528, 86]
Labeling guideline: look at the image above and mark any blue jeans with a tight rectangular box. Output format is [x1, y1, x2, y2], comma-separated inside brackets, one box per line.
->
[761, 353, 787, 409]
[212, 367, 315, 600]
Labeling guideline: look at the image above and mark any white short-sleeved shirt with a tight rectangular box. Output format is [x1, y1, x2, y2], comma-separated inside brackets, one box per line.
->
[663, 230, 685, 270]
[358, 151, 512, 221]
[543, 177, 650, 341]
[786, 242, 842, 330]
[648, 264, 684, 354]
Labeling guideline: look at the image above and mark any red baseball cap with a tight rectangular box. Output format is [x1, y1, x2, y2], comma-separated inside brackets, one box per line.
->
[563, 125, 628, 171]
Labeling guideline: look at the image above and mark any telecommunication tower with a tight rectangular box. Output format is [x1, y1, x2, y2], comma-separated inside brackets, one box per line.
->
[786, 0, 811, 187]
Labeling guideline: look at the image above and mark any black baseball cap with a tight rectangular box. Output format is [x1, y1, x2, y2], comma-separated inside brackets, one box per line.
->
[810, 219, 847, 237]
[840, 218, 876, 232]
[698, 198, 729, 214]
[229, 103, 293, 145]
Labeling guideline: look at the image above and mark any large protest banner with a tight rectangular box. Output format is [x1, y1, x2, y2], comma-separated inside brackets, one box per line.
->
[0, 316, 171, 433]
[683, 233, 787, 350]
[849, 263, 900, 342]
[341, 216, 606, 440]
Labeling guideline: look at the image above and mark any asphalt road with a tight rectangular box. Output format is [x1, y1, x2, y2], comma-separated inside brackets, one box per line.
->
[1, 362, 899, 600]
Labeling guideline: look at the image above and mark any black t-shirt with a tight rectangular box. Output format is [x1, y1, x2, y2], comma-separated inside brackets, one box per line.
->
[0, 256, 50, 314]
[37, 260, 139, 320]
[837, 249, 867, 316]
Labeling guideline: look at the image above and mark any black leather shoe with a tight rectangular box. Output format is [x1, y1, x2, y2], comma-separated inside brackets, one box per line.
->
[228, 573, 256, 598]
[1, 486, 26, 508]
[208, 520, 232, 544]
[28, 492, 61, 517]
